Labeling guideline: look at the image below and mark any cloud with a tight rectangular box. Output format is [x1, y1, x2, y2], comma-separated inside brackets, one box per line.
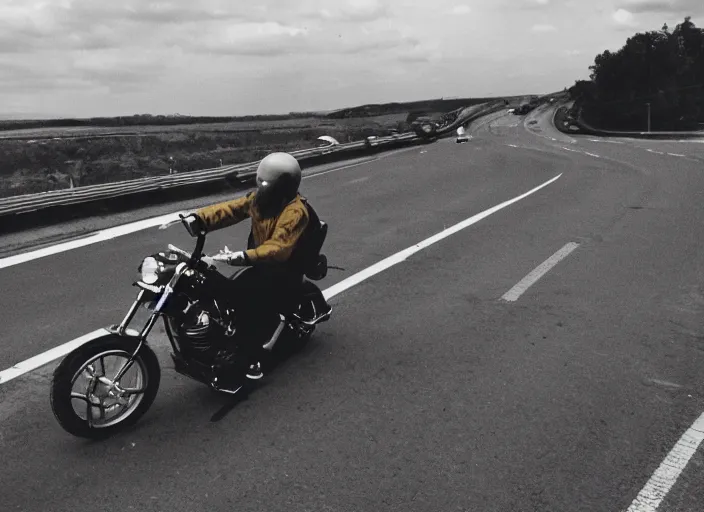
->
[612, 8, 638, 26]
[180, 20, 421, 58]
[450, 5, 472, 15]
[70, 49, 178, 91]
[189, 22, 310, 56]
[617, 0, 675, 12]
[517, 0, 551, 9]
[5, 0, 697, 118]
[0, 58, 96, 93]
[315, 0, 390, 22]
[531, 24, 558, 32]
[615, 0, 704, 16]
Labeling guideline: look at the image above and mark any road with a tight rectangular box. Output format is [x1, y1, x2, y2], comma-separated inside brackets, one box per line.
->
[2, 107, 704, 511]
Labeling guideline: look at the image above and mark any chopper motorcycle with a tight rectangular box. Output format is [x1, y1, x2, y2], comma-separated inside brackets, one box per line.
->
[49, 212, 333, 439]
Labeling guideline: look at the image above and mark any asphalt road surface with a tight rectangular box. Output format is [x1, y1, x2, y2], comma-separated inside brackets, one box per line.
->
[2, 108, 704, 511]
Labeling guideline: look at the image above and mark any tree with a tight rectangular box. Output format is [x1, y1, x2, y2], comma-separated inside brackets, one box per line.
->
[574, 17, 704, 130]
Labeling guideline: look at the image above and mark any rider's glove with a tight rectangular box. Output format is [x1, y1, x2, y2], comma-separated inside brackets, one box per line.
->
[182, 213, 202, 238]
[211, 247, 248, 266]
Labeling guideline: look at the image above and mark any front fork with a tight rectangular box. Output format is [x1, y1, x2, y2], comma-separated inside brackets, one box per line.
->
[111, 264, 186, 382]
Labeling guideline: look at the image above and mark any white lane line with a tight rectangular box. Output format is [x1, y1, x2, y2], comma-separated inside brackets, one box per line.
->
[561, 146, 581, 153]
[0, 212, 182, 271]
[500, 242, 579, 302]
[588, 139, 625, 144]
[667, 153, 685, 157]
[0, 157, 390, 271]
[626, 412, 704, 512]
[584, 152, 601, 158]
[0, 329, 108, 384]
[324, 174, 563, 300]
[0, 173, 563, 385]
[647, 149, 666, 155]
[303, 159, 376, 179]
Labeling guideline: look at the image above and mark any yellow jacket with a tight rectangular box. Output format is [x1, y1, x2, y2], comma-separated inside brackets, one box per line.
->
[196, 192, 309, 264]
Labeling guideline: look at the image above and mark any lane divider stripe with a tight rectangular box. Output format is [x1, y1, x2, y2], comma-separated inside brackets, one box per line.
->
[0, 173, 562, 385]
[500, 242, 579, 302]
[626, 412, 704, 512]
[0, 155, 405, 271]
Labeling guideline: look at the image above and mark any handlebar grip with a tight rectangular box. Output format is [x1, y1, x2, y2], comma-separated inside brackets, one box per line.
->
[167, 244, 192, 259]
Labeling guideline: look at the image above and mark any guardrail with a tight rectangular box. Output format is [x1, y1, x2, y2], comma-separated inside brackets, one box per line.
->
[410, 100, 507, 137]
[451, 102, 507, 131]
[0, 135, 412, 218]
[0, 132, 427, 233]
[564, 105, 704, 139]
[0, 105, 505, 233]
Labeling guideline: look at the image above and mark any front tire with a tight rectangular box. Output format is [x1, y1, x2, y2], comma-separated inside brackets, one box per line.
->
[50, 335, 161, 439]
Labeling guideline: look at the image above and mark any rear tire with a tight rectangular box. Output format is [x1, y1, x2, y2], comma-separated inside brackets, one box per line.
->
[50, 335, 161, 439]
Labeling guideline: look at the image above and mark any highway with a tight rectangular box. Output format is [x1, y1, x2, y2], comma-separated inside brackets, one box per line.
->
[1, 106, 704, 511]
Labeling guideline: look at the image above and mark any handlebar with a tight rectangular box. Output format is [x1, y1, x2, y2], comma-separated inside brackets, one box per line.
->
[178, 214, 206, 267]
[165, 215, 243, 270]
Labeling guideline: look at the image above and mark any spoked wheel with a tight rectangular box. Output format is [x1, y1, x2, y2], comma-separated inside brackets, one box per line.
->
[50, 335, 160, 439]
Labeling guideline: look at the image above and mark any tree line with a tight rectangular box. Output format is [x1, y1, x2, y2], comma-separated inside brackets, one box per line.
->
[569, 16, 704, 131]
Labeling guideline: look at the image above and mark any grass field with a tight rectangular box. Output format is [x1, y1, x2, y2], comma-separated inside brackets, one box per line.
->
[0, 95, 542, 198]
[0, 113, 411, 140]
[0, 114, 413, 198]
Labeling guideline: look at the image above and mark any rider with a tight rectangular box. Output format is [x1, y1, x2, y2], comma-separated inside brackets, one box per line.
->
[182, 152, 309, 380]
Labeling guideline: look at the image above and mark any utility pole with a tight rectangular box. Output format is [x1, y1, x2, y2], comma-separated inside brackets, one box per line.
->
[646, 102, 651, 132]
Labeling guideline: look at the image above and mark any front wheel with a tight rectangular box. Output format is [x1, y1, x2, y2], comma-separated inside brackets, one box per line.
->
[50, 334, 161, 439]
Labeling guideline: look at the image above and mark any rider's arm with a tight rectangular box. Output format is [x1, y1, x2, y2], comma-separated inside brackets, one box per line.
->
[195, 193, 252, 231]
[244, 203, 309, 264]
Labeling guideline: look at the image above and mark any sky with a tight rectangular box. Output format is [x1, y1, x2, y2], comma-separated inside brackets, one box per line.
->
[0, 0, 702, 118]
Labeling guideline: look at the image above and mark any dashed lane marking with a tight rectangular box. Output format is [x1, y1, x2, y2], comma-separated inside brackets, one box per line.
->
[500, 242, 579, 302]
[626, 412, 704, 512]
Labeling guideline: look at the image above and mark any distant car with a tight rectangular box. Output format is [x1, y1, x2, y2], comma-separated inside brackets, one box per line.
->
[455, 126, 470, 144]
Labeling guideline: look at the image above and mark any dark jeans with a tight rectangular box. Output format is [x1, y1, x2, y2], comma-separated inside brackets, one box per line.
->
[211, 265, 302, 360]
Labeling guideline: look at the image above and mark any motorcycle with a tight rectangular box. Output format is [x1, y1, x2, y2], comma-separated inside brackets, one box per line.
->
[50, 214, 333, 439]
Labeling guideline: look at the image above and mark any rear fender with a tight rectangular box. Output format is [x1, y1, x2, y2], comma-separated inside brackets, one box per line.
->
[294, 281, 332, 325]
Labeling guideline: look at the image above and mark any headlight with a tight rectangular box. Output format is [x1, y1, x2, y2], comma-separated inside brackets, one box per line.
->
[140, 257, 159, 284]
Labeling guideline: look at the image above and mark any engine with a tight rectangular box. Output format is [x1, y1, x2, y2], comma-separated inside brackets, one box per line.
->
[166, 300, 230, 361]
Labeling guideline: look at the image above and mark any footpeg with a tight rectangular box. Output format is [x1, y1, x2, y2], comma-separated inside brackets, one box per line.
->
[210, 376, 244, 395]
[292, 305, 332, 326]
